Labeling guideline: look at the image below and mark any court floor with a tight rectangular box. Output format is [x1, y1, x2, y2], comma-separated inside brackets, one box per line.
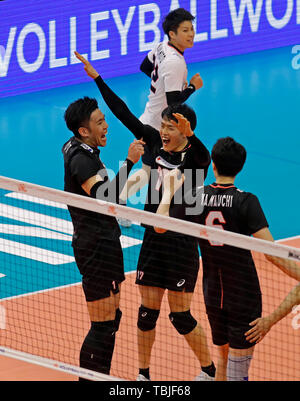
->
[0, 44, 299, 380]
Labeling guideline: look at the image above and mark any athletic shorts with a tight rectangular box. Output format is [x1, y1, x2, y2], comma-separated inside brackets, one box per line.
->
[136, 230, 200, 292]
[73, 238, 125, 302]
[206, 295, 262, 349]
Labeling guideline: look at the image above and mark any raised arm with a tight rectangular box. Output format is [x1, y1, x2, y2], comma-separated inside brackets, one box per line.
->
[74, 52, 159, 145]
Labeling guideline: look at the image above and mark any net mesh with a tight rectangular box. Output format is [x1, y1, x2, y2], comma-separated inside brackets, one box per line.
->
[0, 175, 299, 381]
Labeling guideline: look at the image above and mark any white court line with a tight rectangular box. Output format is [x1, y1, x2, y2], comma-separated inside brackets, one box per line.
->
[0, 273, 5, 278]
[5, 192, 142, 225]
[0, 238, 74, 265]
[0, 222, 140, 247]
[0, 234, 140, 268]
[0, 203, 73, 234]
[0, 281, 81, 302]
[0, 346, 125, 381]
[0, 270, 136, 302]
[0, 224, 72, 241]
[5, 192, 68, 209]
[276, 235, 300, 243]
[0, 306, 5, 329]
[120, 235, 142, 248]
[0, 224, 140, 247]
[5, 192, 143, 228]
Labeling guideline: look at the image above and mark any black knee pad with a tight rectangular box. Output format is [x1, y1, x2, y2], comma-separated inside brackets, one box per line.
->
[137, 305, 160, 331]
[169, 310, 197, 335]
[80, 319, 116, 375]
[86, 320, 116, 345]
[114, 308, 122, 332]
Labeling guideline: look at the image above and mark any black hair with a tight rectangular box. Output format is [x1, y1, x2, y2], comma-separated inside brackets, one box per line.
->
[161, 103, 197, 131]
[162, 8, 195, 39]
[211, 137, 247, 177]
[64, 97, 98, 138]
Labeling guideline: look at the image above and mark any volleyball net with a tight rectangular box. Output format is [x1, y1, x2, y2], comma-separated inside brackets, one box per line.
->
[0, 175, 299, 381]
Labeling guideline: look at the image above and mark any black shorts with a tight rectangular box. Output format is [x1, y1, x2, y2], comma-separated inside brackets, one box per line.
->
[73, 238, 125, 302]
[206, 296, 262, 349]
[136, 230, 200, 292]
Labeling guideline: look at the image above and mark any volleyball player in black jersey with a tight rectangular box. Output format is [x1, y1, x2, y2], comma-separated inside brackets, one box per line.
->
[156, 136, 300, 381]
[75, 52, 215, 381]
[63, 97, 144, 378]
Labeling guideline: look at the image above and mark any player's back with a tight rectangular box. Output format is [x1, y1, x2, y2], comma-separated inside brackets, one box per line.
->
[195, 183, 267, 308]
[197, 183, 267, 238]
[140, 41, 187, 130]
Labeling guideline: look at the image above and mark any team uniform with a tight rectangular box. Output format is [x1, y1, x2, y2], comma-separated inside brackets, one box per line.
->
[140, 41, 188, 130]
[62, 136, 129, 302]
[139, 41, 196, 166]
[93, 75, 211, 293]
[173, 183, 268, 349]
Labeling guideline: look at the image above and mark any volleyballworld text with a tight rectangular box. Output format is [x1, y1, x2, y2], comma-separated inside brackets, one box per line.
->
[1, 0, 299, 98]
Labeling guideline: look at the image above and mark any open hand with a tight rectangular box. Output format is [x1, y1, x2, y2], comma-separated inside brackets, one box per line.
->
[171, 113, 194, 137]
[244, 316, 273, 344]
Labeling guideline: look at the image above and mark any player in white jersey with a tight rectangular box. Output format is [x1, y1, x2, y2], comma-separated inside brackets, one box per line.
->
[139, 40, 189, 131]
[118, 9, 203, 227]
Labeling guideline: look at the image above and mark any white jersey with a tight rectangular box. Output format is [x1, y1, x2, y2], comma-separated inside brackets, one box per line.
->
[139, 41, 188, 131]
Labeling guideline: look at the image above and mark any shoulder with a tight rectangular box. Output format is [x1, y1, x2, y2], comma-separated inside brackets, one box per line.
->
[234, 189, 265, 218]
[235, 188, 260, 204]
[64, 138, 99, 166]
[164, 53, 185, 67]
[162, 44, 185, 64]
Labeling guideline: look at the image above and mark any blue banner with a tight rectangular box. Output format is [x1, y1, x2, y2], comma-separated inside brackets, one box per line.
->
[0, 0, 299, 98]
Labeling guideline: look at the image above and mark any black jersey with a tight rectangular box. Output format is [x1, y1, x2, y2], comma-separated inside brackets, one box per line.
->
[171, 183, 268, 308]
[62, 136, 121, 243]
[94, 75, 211, 226]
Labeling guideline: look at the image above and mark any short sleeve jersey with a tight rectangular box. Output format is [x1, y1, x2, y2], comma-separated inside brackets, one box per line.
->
[139, 41, 188, 130]
[62, 136, 121, 243]
[171, 183, 269, 308]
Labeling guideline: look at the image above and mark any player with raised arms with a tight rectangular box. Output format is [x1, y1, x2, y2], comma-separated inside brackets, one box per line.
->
[75, 51, 216, 381]
[119, 8, 204, 226]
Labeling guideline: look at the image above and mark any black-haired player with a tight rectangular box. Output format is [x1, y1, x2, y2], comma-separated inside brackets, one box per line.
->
[75, 52, 215, 381]
[118, 8, 204, 226]
[63, 96, 144, 379]
[156, 136, 300, 381]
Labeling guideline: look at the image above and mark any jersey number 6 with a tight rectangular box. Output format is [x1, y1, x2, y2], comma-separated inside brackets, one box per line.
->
[205, 211, 226, 246]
